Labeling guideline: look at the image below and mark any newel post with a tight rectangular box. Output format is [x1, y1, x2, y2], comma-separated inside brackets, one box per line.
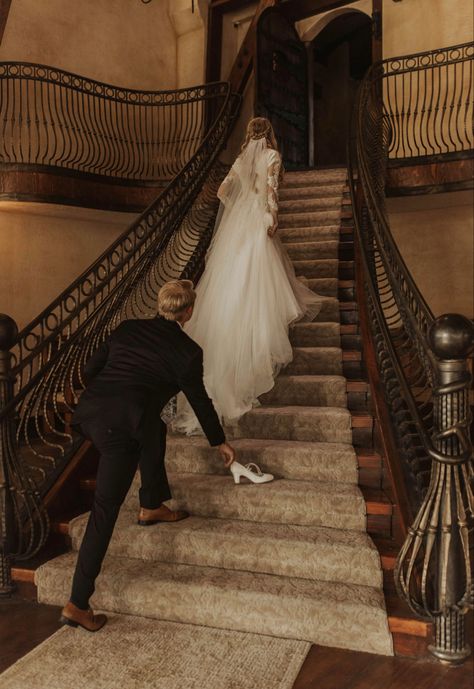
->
[428, 313, 474, 664]
[0, 314, 18, 595]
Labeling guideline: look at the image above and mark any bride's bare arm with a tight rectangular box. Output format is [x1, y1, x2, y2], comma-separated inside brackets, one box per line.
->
[267, 156, 282, 237]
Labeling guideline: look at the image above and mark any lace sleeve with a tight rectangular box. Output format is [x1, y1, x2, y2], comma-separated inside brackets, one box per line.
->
[267, 156, 281, 215]
[217, 167, 237, 205]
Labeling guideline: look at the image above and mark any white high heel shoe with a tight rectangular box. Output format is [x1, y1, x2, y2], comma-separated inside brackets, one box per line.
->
[230, 461, 274, 485]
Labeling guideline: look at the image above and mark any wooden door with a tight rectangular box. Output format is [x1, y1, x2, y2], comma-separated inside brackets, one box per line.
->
[256, 8, 308, 169]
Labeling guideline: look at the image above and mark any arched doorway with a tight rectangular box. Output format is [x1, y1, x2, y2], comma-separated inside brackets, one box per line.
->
[256, 7, 374, 169]
[310, 11, 372, 166]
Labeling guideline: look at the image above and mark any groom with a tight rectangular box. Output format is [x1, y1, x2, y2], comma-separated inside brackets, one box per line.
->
[60, 279, 235, 632]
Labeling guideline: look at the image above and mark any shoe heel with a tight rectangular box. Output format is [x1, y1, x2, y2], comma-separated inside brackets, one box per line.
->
[233, 474, 241, 484]
[60, 615, 79, 628]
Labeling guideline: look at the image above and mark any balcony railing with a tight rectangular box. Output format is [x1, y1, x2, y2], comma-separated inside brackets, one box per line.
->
[348, 42, 473, 665]
[0, 62, 225, 181]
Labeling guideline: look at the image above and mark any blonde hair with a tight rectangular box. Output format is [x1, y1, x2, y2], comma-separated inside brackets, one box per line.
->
[157, 279, 196, 321]
[241, 117, 283, 182]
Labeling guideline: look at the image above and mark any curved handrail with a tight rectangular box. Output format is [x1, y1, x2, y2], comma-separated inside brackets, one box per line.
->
[348, 42, 473, 663]
[0, 61, 227, 181]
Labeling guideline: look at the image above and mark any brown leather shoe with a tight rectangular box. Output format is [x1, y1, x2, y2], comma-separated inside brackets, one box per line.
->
[60, 602, 107, 632]
[138, 504, 189, 526]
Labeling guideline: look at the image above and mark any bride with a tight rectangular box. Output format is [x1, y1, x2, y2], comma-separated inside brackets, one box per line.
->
[174, 116, 322, 434]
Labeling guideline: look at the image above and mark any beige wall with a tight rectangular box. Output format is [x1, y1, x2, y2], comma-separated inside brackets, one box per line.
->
[0, 0, 178, 89]
[387, 191, 474, 319]
[383, 0, 474, 58]
[220, 2, 258, 80]
[0, 203, 134, 330]
[170, 0, 207, 88]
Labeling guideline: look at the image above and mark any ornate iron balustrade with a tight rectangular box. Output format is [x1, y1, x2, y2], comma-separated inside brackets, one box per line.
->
[0, 62, 227, 181]
[0, 76, 240, 595]
[383, 43, 474, 161]
[348, 42, 474, 664]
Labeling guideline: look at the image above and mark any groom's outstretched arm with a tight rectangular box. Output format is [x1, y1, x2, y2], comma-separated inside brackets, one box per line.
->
[178, 350, 226, 447]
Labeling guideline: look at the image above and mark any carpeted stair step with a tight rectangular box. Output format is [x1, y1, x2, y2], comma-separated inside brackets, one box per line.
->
[286, 240, 339, 261]
[279, 209, 340, 229]
[279, 183, 345, 200]
[305, 278, 338, 297]
[293, 259, 338, 279]
[123, 473, 365, 530]
[285, 347, 342, 375]
[228, 406, 352, 443]
[279, 196, 341, 213]
[290, 321, 340, 347]
[283, 169, 347, 186]
[67, 512, 382, 588]
[165, 437, 358, 483]
[35, 553, 392, 655]
[279, 225, 340, 243]
[259, 375, 346, 407]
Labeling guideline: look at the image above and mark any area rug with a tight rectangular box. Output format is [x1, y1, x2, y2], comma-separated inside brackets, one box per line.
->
[0, 613, 310, 689]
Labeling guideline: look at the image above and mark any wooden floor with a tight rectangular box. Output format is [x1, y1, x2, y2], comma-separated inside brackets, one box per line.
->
[1, 595, 473, 688]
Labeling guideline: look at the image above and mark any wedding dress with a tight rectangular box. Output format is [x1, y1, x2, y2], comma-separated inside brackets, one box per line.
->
[174, 137, 323, 432]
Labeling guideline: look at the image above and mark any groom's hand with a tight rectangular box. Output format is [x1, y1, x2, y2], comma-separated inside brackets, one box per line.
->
[218, 442, 235, 468]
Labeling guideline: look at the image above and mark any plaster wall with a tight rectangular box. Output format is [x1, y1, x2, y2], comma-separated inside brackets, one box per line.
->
[387, 191, 474, 319]
[0, 203, 134, 330]
[220, 2, 258, 80]
[170, 0, 206, 88]
[0, 0, 178, 90]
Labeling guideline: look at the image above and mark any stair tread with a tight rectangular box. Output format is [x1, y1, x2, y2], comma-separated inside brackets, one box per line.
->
[37, 551, 388, 614]
[65, 512, 382, 588]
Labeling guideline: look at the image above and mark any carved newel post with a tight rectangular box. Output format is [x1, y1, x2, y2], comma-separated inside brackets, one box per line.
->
[0, 314, 18, 595]
[427, 314, 473, 664]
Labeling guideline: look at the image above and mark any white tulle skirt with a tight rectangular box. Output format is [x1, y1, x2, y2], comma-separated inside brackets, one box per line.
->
[173, 196, 323, 434]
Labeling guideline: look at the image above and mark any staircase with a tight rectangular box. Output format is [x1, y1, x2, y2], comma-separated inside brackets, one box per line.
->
[35, 167, 394, 656]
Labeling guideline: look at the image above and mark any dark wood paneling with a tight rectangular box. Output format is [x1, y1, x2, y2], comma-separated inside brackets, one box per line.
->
[0, 168, 164, 212]
[387, 156, 474, 196]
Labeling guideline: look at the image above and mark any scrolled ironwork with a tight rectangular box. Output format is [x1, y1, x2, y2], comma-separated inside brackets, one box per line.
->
[348, 42, 474, 664]
[0, 61, 228, 181]
[0, 74, 240, 588]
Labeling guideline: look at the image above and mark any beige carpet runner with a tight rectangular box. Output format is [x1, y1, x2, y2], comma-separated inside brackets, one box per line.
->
[35, 167, 394, 657]
[0, 614, 310, 689]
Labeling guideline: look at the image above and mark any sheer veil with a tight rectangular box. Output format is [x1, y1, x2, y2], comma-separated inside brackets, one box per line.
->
[173, 135, 323, 432]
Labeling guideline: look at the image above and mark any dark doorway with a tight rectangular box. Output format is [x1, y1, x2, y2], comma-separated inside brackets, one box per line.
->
[311, 12, 372, 166]
[256, 8, 309, 170]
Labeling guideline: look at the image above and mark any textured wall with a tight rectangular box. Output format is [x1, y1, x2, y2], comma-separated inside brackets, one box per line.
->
[0, 0, 177, 89]
[0, 203, 134, 329]
[387, 191, 474, 319]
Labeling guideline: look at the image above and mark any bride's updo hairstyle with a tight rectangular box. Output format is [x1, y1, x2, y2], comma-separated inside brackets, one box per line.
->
[241, 117, 278, 153]
[240, 117, 283, 183]
[158, 279, 196, 321]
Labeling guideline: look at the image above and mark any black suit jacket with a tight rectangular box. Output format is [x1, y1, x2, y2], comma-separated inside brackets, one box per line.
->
[72, 316, 225, 447]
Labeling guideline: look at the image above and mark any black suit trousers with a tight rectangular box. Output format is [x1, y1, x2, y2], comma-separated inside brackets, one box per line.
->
[70, 416, 171, 609]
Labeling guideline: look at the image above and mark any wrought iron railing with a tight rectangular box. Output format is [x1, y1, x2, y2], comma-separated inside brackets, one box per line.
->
[348, 42, 474, 664]
[383, 43, 474, 161]
[0, 75, 240, 594]
[0, 62, 225, 181]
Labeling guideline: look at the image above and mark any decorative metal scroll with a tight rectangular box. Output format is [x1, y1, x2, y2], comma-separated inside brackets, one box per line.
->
[0, 62, 228, 181]
[347, 42, 474, 664]
[382, 43, 474, 160]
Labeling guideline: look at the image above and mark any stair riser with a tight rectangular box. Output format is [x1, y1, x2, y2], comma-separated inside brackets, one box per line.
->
[305, 278, 338, 298]
[290, 324, 340, 347]
[279, 227, 340, 243]
[279, 184, 345, 200]
[36, 564, 391, 656]
[284, 171, 347, 186]
[69, 516, 382, 588]
[229, 411, 352, 444]
[287, 242, 339, 261]
[279, 198, 341, 213]
[279, 211, 340, 228]
[165, 440, 358, 483]
[285, 349, 342, 376]
[260, 377, 346, 407]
